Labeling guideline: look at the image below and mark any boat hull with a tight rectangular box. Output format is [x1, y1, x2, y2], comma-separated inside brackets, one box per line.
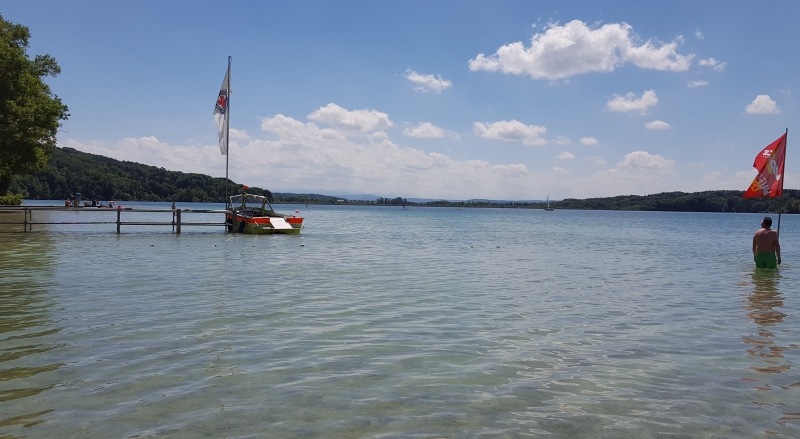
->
[226, 214, 303, 235]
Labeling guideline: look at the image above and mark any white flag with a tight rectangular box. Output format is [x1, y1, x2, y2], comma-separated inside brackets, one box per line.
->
[213, 67, 229, 155]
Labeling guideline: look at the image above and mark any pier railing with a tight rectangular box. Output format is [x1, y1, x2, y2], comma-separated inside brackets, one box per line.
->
[0, 206, 228, 234]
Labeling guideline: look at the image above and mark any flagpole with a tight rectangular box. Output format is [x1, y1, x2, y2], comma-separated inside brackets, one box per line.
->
[225, 56, 231, 206]
[777, 127, 788, 236]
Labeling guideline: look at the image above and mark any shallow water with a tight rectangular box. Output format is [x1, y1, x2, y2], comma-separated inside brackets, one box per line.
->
[1, 204, 798, 438]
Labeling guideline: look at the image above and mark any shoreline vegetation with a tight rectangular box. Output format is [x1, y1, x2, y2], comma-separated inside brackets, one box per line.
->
[8, 147, 799, 213]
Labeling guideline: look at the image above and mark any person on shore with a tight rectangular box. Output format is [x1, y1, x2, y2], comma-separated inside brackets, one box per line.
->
[753, 216, 781, 269]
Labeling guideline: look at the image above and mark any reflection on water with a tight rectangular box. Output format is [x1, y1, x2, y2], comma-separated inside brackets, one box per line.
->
[743, 269, 800, 434]
[744, 270, 788, 373]
[0, 233, 62, 435]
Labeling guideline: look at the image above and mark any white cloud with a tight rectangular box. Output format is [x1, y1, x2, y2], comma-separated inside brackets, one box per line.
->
[561, 151, 678, 196]
[687, 80, 708, 88]
[606, 90, 658, 114]
[556, 151, 575, 160]
[588, 156, 607, 166]
[61, 102, 749, 200]
[701, 170, 753, 191]
[552, 136, 570, 146]
[468, 20, 693, 80]
[259, 114, 345, 144]
[61, 136, 228, 179]
[745, 95, 781, 114]
[404, 121, 444, 138]
[307, 103, 393, 132]
[580, 137, 599, 146]
[405, 69, 453, 93]
[403, 122, 459, 140]
[698, 57, 726, 72]
[618, 151, 675, 173]
[473, 120, 547, 146]
[645, 120, 671, 130]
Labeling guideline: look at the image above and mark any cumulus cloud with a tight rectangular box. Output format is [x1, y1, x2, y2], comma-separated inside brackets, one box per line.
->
[62, 102, 733, 200]
[580, 137, 599, 146]
[556, 151, 575, 160]
[405, 69, 453, 93]
[745, 95, 780, 114]
[698, 57, 726, 72]
[61, 136, 230, 179]
[552, 136, 570, 146]
[473, 120, 547, 146]
[618, 151, 675, 173]
[307, 103, 393, 132]
[645, 120, 671, 130]
[606, 90, 658, 114]
[687, 80, 708, 88]
[260, 113, 346, 144]
[576, 154, 677, 196]
[404, 121, 444, 138]
[403, 122, 459, 140]
[468, 20, 693, 80]
[589, 156, 607, 166]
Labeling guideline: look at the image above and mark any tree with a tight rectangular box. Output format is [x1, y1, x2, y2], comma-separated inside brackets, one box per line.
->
[0, 14, 69, 195]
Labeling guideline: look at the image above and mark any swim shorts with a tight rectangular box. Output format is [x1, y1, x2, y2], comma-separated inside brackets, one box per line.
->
[754, 252, 778, 269]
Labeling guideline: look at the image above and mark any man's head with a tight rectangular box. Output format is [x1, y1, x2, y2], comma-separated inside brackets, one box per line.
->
[762, 216, 773, 228]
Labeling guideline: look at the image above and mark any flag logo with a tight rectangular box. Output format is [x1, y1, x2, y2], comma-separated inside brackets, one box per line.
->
[743, 132, 787, 199]
[213, 65, 230, 155]
[215, 91, 228, 115]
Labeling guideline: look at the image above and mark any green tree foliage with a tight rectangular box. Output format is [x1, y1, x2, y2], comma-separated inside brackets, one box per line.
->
[376, 196, 408, 205]
[554, 190, 800, 213]
[0, 15, 70, 195]
[11, 147, 337, 204]
[0, 193, 22, 205]
[417, 191, 799, 213]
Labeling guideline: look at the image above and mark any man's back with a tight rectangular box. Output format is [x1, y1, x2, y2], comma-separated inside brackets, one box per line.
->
[753, 217, 781, 268]
[754, 228, 779, 253]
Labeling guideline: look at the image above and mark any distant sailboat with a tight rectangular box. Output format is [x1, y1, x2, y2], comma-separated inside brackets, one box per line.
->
[544, 194, 554, 211]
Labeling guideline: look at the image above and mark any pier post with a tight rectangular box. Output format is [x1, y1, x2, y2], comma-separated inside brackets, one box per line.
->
[176, 209, 181, 234]
[116, 208, 121, 234]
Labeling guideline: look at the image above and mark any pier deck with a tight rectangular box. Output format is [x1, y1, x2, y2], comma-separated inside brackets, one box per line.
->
[0, 206, 228, 233]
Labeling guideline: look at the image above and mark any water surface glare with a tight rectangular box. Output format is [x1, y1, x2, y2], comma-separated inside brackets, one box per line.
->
[1, 204, 799, 438]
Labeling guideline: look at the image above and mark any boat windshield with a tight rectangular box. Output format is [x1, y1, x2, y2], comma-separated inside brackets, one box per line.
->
[229, 194, 271, 210]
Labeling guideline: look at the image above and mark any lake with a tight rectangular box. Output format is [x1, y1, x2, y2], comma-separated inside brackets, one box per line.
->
[1, 202, 798, 438]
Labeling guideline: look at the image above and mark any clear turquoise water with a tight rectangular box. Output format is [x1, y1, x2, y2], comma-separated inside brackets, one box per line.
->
[1, 203, 798, 438]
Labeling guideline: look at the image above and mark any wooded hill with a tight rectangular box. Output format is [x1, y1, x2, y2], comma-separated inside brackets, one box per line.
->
[10, 147, 337, 204]
[9, 146, 799, 212]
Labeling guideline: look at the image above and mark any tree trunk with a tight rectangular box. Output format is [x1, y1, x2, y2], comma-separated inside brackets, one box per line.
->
[0, 173, 12, 196]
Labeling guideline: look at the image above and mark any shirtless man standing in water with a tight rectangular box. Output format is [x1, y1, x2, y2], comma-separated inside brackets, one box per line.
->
[753, 216, 781, 269]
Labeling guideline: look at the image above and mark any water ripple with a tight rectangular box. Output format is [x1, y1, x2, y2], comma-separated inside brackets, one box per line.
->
[1, 207, 798, 437]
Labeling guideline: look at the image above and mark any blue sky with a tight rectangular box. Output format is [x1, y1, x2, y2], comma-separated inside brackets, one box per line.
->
[3, 1, 798, 200]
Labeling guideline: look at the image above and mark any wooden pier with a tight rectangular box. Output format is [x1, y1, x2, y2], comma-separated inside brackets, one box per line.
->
[0, 206, 228, 234]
